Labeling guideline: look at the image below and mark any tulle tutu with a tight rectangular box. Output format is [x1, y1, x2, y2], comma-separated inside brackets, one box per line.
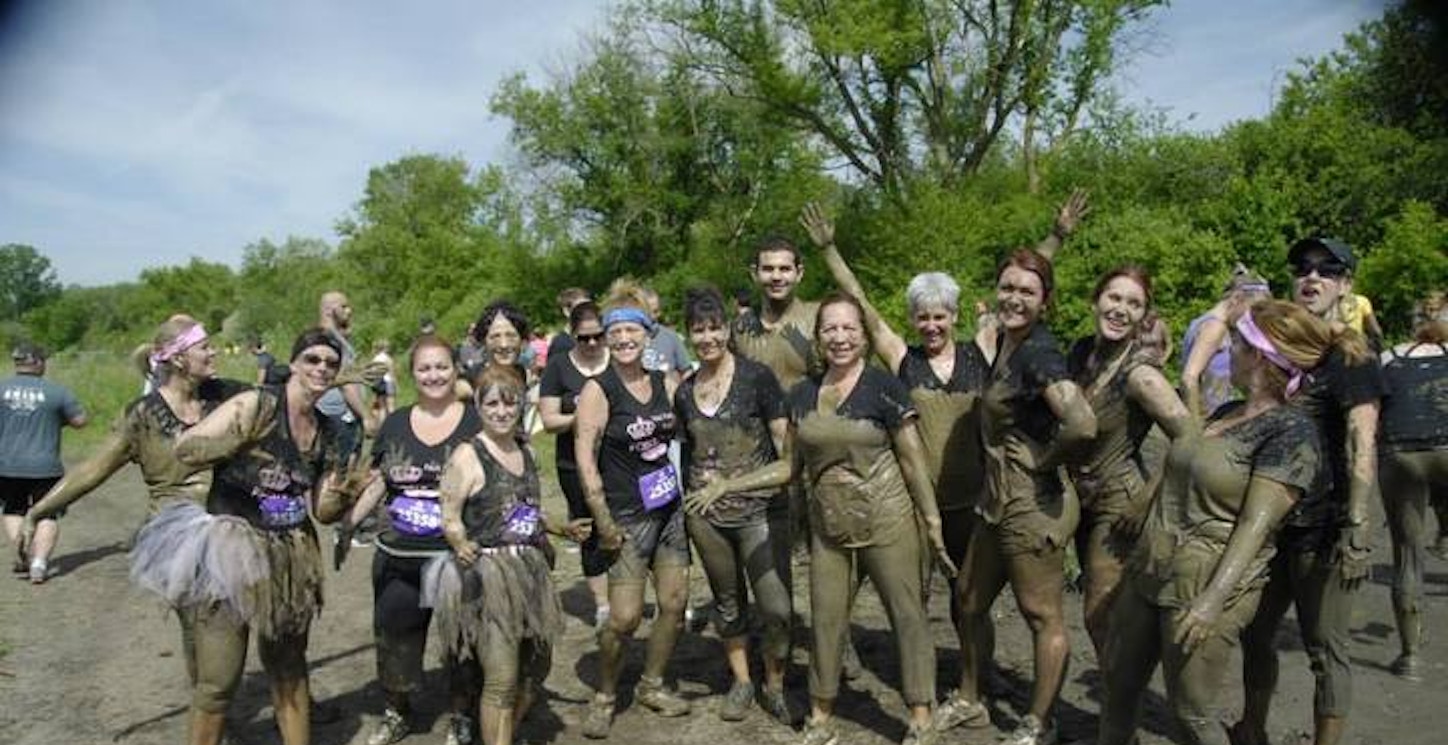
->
[130, 501, 323, 639]
[421, 545, 561, 660]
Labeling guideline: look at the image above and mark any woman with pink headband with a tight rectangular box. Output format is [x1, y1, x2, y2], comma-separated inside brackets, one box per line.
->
[1095, 300, 1334, 745]
[22, 316, 247, 695]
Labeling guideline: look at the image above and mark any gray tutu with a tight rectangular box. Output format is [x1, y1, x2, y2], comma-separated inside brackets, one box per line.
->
[421, 545, 562, 660]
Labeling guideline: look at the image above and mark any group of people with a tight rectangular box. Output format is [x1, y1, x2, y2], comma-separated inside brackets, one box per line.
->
[4, 193, 1447, 745]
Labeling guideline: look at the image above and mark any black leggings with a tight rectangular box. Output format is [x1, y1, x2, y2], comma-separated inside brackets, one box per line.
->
[558, 467, 609, 578]
[372, 551, 478, 705]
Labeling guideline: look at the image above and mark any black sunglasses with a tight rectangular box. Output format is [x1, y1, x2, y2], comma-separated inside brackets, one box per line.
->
[1292, 260, 1349, 279]
[575, 331, 605, 344]
[301, 353, 341, 369]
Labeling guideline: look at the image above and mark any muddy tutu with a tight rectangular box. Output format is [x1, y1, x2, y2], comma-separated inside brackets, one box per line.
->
[421, 544, 561, 660]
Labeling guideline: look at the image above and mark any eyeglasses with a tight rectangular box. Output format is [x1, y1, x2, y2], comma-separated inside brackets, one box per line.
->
[1292, 260, 1348, 279]
[301, 353, 341, 369]
[575, 332, 605, 344]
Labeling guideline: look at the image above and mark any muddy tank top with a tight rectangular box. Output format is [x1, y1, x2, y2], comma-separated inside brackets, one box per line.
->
[1067, 338, 1156, 502]
[596, 366, 679, 521]
[208, 387, 332, 531]
[897, 343, 987, 511]
[676, 356, 786, 528]
[462, 438, 544, 547]
[120, 378, 250, 512]
[1381, 345, 1448, 451]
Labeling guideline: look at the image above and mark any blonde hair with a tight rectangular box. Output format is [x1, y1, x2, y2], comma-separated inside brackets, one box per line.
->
[604, 277, 652, 314]
[131, 314, 200, 381]
[1248, 300, 1371, 395]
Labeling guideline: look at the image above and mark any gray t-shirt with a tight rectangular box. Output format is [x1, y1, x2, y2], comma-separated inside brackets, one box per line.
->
[644, 325, 693, 375]
[0, 374, 84, 478]
[315, 329, 357, 419]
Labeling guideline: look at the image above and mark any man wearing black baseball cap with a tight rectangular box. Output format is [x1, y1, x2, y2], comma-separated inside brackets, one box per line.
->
[1, 342, 87, 583]
[1234, 236, 1385, 745]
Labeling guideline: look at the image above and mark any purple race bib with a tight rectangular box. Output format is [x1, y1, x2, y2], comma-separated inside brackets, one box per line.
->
[502, 503, 542, 544]
[258, 494, 308, 529]
[388, 489, 443, 537]
[638, 464, 680, 512]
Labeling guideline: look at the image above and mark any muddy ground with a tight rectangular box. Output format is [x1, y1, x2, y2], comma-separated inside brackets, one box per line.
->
[1, 461, 1442, 745]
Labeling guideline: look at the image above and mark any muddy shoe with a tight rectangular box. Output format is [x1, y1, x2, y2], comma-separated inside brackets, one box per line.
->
[28, 561, 50, 585]
[719, 680, 754, 721]
[637, 677, 691, 717]
[365, 708, 409, 745]
[934, 691, 990, 730]
[581, 695, 615, 739]
[1391, 653, 1422, 681]
[902, 720, 936, 745]
[799, 717, 840, 745]
[759, 686, 797, 726]
[444, 714, 477, 745]
[999, 714, 1056, 745]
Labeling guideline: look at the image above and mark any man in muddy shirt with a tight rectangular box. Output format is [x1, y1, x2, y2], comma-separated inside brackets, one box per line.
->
[732, 236, 818, 391]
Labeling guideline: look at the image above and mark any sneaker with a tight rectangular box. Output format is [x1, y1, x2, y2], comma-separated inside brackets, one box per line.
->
[1000, 714, 1056, 745]
[28, 560, 49, 585]
[595, 605, 612, 629]
[719, 680, 754, 722]
[759, 686, 796, 726]
[581, 695, 615, 739]
[902, 720, 936, 745]
[636, 677, 691, 717]
[934, 691, 990, 730]
[444, 714, 476, 745]
[365, 708, 409, 745]
[1391, 653, 1422, 681]
[799, 717, 840, 745]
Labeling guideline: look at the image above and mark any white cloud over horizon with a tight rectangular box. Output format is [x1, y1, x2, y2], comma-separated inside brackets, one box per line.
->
[0, 0, 1386, 287]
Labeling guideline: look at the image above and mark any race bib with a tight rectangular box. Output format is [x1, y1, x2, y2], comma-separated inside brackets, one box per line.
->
[638, 464, 680, 512]
[501, 503, 542, 544]
[258, 494, 309, 529]
[388, 489, 443, 537]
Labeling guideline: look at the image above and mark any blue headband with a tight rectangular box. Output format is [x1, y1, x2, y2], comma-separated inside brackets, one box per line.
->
[602, 307, 654, 332]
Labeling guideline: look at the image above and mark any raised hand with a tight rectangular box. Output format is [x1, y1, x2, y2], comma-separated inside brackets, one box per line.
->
[1054, 188, 1091, 238]
[799, 201, 836, 248]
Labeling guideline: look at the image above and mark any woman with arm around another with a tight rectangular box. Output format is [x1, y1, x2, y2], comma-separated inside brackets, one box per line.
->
[574, 282, 693, 739]
[537, 301, 613, 625]
[427, 364, 590, 745]
[789, 291, 955, 745]
[674, 286, 795, 725]
[1097, 300, 1328, 745]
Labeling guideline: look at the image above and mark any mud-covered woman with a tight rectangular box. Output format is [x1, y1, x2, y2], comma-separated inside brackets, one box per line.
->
[574, 282, 692, 738]
[538, 301, 613, 626]
[1375, 318, 1448, 679]
[955, 249, 1097, 745]
[1097, 300, 1329, 745]
[1180, 265, 1273, 419]
[326, 335, 484, 745]
[22, 316, 247, 684]
[1065, 267, 1193, 663]
[425, 364, 589, 745]
[130, 328, 354, 745]
[788, 290, 955, 745]
[672, 286, 794, 725]
[1233, 237, 1384, 745]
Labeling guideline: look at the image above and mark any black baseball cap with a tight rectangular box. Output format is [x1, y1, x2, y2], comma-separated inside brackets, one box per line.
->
[1288, 236, 1356, 271]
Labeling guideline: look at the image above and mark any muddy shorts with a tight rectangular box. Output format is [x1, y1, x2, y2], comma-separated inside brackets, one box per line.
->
[608, 507, 691, 583]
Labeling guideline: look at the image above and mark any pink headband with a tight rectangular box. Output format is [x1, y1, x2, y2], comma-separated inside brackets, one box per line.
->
[150, 324, 208, 365]
[1234, 311, 1304, 397]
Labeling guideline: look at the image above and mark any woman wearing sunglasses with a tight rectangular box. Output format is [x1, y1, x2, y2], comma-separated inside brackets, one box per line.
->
[1234, 237, 1384, 745]
[538, 301, 613, 625]
[130, 328, 357, 745]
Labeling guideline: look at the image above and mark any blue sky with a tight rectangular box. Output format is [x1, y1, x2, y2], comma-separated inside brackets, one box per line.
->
[0, 0, 1386, 286]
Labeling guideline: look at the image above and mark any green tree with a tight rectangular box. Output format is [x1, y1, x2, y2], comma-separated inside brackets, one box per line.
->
[0, 243, 62, 321]
[1357, 201, 1448, 339]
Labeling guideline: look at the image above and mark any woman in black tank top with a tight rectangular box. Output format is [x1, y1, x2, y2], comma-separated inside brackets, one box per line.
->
[573, 291, 692, 738]
[1378, 320, 1448, 679]
[430, 364, 589, 745]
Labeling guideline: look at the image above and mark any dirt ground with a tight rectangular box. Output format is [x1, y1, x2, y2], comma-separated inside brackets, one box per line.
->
[2, 461, 1443, 745]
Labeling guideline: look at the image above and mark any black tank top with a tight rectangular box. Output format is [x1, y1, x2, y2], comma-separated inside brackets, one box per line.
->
[372, 405, 483, 552]
[462, 438, 544, 547]
[208, 387, 331, 531]
[897, 343, 987, 393]
[1381, 346, 1448, 451]
[596, 366, 679, 521]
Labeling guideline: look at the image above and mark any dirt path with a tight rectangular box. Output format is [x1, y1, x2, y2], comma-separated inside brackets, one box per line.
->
[1, 462, 1442, 745]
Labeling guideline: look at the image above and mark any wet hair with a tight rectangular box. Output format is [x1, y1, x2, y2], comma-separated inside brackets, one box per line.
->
[473, 362, 526, 407]
[1092, 265, 1153, 308]
[1246, 299, 1371, 395]
[290, 327, 344, 362]
[1414, 320, 1448, 345]
[132, 315, 202, 382]
[473, 300, 530, 342]
[569, 301, 603, 332]
[905, 272, 960, 316]
[408, 333, 456, 373]
[556, 287, 591, 309]
[751, 235, 803, 267]
[683, 285, 729, 329]
[995, 247, 1055, 301]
